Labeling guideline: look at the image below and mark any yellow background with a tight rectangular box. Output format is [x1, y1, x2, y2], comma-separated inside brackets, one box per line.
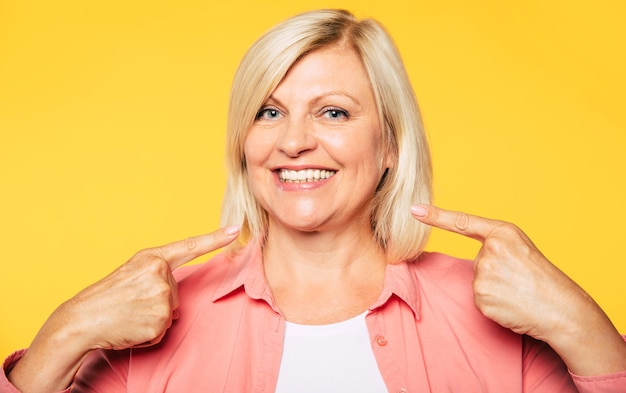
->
[1, 0, 624, 360]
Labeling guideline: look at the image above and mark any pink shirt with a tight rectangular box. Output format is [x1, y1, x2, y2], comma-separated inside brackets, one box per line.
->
[3, 240, 626, 392]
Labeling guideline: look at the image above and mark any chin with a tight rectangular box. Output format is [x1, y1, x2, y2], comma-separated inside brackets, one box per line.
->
[283, 219, 328, 233]
[270, 213, 333, 233]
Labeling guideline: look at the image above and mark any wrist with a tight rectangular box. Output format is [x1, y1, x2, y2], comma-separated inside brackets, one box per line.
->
[546, 296, 626, 376]
[8, 302, 95, 392]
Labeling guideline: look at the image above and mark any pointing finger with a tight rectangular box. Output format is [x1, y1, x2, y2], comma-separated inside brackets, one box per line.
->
[148, 225, 241, 270]
[411, 205, 502, 242]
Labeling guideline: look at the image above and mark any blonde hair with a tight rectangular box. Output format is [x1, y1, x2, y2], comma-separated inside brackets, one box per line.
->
[221, 9, 432, 263]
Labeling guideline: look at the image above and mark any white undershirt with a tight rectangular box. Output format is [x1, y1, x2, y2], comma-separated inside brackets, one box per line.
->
[275, 311, 388, 392]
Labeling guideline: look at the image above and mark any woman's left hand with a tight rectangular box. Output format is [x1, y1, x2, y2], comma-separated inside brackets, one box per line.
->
[411, 204, 626, 376]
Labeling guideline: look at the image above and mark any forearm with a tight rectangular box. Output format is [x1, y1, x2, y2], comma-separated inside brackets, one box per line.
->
[548, 294, 626, 377]
[8, 304, 94, 393]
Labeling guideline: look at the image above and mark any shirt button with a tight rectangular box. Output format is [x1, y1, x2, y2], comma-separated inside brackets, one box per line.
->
[376, 335, 388, 346]
[396, 389, 407, 393]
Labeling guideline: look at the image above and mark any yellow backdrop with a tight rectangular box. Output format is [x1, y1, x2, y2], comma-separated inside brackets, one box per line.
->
[1, 0, 624, 360]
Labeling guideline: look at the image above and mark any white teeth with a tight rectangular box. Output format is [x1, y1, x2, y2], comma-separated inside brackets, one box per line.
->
[279, 169, 336, 183]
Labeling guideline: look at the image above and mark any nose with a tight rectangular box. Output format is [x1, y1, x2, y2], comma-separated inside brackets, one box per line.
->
[277, 116, 317, 157]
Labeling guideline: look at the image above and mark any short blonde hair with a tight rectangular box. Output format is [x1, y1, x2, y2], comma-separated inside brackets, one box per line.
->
[221, 9, 432, 263]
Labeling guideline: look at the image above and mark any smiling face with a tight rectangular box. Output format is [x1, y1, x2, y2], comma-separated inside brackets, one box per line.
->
[243, 43, 391, 235]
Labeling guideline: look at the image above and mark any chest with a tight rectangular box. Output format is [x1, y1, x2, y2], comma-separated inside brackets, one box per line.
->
[274, 312, 387, 393]
[124, 295, 523, 393]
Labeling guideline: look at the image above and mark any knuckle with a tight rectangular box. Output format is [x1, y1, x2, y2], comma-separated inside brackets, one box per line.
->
[131, 248, 152, 260]
[472, 277, 488, 297]
[483, 222, 529, 254]
[183, 236, 198, 251]
[145, 325, 164, 341]
[149, 304, 172, 331]
[472, 284, 494, 314]
[473, 289, 487, 310]
[145, 258, 170, 276]
[454, 212, 470, 231]
[497, 222, 522, 238]
[474, 293, 488, 307]
[156, 308, 171, 325]
[475, 301, 495, 320]
[153, 281, 173, 299]
[131, 247, 168, 266]
[482, 236, 505, 254]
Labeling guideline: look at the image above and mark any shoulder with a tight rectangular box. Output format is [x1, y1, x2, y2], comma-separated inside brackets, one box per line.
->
[388, 251, 475, 305]
[407, 252, 492, 328]
[414, 251, 473, 268]
[172, 251, 234, 298]
[406, 252, 521, 357]
[171, 240, 263, 305]
[410, 251, 475, 286]
[174, 251, 232, 281]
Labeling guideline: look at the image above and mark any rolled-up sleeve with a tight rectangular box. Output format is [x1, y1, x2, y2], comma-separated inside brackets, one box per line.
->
[1, 350, 71, 393]
[1, 348, 128, 393]
[571, 336, 626, 393]
[572, 370, 626, 393]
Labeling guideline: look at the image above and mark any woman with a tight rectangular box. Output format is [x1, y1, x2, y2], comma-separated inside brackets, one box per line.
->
[3, 9, 626, 392]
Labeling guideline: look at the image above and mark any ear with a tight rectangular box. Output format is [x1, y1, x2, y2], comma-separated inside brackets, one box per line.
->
[381, 140, 398, 174]
[383, 152, 395, 171]
[381, 123, 398, 171]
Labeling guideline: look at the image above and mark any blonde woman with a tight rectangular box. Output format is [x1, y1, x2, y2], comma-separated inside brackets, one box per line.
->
[4, 9, 625, 392]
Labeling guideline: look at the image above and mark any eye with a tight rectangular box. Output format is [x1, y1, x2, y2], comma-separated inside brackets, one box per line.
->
[322, 107, 349, 120]
[255, 107, 283, 121]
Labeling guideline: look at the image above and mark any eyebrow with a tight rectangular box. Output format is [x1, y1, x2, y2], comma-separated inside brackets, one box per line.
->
[312, 91, 362, 107]
[266, 90, 363, 108]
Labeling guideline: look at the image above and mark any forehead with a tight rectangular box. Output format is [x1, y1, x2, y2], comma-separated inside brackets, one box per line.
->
[270, 44, 375, 102]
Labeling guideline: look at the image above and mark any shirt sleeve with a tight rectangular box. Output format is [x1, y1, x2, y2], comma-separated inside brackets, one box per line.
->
[1, 349, 128, 393]
[569, 335, 626, 393]
[1, 350, 70, 393]
[571, 371, 626, 393]
[522, 335, 626, 393]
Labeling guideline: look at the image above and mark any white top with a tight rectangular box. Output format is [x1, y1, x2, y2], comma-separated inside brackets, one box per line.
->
[275, 311, 388, 392]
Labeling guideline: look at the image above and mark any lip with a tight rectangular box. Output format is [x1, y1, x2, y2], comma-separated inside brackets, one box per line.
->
[270, 164, 337, 172]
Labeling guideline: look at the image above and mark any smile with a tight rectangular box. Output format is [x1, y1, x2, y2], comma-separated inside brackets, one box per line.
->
[278, 169, 337, 183]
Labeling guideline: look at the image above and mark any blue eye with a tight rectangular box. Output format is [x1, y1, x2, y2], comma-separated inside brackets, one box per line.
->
[323, 108, 349, 120]
[256, 107, 282, 120]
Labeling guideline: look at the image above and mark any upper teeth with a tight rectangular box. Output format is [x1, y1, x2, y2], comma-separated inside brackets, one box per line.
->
[279, 169, 336, 183]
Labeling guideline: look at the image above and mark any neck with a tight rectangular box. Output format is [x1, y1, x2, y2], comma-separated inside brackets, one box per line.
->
[263, 220, 387, 275]
[262, 221, 387, 324]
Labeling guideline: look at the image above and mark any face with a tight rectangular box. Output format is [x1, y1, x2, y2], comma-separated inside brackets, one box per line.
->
[243, 44, 392, 234]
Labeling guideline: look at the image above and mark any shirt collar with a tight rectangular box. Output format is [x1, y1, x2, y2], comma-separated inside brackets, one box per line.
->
[212, 239, 280, 311]
[368, 260, 421, 319]
[212, 239, 422, 319]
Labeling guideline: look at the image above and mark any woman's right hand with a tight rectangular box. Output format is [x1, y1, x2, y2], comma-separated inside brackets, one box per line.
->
[8, 225, 240, 393]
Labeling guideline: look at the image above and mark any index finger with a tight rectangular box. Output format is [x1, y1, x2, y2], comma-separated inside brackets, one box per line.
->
[410, 205, 501, 242]
[149, 225, 241, 270]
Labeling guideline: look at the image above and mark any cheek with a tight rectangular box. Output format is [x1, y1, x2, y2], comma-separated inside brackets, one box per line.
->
[347, 131, 385, 168]
[242, 132, 255, 162]
[243, 131, 276, 197]
[323, 126, 382, 154]
[243, 130, 269, 167]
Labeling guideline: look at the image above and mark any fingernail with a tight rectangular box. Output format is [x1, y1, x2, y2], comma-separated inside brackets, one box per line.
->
[411, 205, 427, 217]
[224, 225, 241, 235]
